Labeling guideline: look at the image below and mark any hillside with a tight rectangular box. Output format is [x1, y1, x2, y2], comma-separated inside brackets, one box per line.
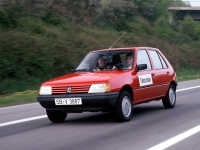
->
[0, 0, 200, 93]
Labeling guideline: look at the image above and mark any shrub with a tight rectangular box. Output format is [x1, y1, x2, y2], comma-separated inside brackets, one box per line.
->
[41, 11, 67, 26]
[182, 15, 200, 41]
[0, 6, 24, 28]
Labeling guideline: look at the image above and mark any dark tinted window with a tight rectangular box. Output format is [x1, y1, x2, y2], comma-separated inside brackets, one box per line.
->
[158, 53, 168, 69]
[149, 50, 162, 69]
[137, 50, 151, 70]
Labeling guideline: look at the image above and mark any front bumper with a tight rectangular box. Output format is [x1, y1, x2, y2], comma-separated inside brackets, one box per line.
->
[37, 92, 119, 112]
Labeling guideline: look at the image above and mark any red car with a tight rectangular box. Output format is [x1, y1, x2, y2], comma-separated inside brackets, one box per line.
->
[37, 47, 177, 122]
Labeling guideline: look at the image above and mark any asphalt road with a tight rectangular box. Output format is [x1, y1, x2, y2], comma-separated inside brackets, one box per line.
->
[1, 79, 200, 150]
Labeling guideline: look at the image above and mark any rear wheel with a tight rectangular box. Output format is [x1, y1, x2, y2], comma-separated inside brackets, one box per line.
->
[114, 91, 133, 122]
[46, 110, 67, 123]
[162, 84, 176, 108]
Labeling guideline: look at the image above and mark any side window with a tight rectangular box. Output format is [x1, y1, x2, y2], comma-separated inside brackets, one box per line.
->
[158, 53, 168, 69]
[137, 50, 151, 70]
[149, 50, 163, 69]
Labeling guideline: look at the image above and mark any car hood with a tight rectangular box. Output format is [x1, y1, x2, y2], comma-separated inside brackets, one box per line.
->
[42, 71, 126, 86]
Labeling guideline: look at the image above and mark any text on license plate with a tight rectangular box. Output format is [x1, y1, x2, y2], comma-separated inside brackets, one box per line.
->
[55, 98, 82, 105]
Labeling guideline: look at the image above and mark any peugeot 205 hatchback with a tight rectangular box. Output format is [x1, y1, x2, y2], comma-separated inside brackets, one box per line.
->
[37, 47, 177, 122]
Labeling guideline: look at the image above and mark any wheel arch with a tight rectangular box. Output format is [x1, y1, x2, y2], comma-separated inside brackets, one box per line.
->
[119, 85, 133, 102]
[170, 81, 177, 90]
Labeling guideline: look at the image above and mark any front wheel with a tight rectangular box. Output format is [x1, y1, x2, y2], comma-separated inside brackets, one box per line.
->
[114, 91, 133, 122]
[46, 110, 67, 123]
[162, 84, 176, 108]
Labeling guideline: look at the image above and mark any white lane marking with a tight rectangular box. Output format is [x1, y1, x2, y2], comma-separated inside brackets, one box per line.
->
[0, 102, 38, 110]
[147, 85, 200, 150]
[0, 115, 47, 127]
[177, 85, 200, 92]
[148, 125, 200, 150]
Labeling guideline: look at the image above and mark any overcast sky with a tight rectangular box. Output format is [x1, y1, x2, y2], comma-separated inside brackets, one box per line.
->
[188, 0, 200, 6]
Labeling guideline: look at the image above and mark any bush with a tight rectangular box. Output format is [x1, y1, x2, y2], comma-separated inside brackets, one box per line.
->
[134, 0, 167, 22]
[0, 6, 24, 28]
[182, 15, 200, 41]
[41, 11, 67, 26]
[94, 0, 136, 31]
[155, 16, 171, 40]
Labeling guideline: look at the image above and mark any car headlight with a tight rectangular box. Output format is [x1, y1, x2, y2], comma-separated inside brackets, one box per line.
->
[88, 83, 110, 93]
[39, 86, 52, 95]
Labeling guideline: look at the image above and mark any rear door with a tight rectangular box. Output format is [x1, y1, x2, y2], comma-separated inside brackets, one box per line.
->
[148, 49, 170, 97]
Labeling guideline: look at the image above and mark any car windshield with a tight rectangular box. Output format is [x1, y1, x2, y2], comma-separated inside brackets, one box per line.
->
[74, 50, 134, 72]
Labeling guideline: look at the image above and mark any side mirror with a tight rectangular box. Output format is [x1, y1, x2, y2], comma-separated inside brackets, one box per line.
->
[136, 64, 147, 72]
[70, 69, 75, 73]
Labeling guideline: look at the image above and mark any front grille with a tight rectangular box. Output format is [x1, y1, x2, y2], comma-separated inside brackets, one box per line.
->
[52, 85, 90, 94]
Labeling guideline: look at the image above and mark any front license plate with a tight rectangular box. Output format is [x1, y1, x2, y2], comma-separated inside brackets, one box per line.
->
[55, 98, 82, 105]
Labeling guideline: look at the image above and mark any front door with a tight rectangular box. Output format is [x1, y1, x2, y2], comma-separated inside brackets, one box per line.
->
[134, 50, 157, 103]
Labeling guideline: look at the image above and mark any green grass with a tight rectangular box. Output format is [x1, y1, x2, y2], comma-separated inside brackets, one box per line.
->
[176, 68, 200, 81]
[0, 90, 38, 107]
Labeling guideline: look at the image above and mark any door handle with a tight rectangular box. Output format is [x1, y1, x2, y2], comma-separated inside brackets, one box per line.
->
[151, 73, 155, 76]
[167, 71, 170, 74]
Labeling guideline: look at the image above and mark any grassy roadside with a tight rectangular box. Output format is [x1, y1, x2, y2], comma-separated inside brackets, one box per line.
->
[0, 70, 200, 108]
[176, 68, 200, 81]
[0, 90, 38, 108]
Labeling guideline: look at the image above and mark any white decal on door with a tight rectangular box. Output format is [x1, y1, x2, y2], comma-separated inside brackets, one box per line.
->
[138, 74, 153, 86]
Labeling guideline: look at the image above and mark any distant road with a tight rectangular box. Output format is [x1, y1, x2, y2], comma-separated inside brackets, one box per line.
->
[0, 79, 200, 150]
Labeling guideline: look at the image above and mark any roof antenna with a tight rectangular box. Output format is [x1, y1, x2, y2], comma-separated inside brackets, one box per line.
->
[109, 32, 126, 49]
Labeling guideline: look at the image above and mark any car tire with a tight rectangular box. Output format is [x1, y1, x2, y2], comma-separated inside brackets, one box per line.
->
[162, 84, 176, 108]
[46, 110, 67, 123]
[114, 91, 133, 122]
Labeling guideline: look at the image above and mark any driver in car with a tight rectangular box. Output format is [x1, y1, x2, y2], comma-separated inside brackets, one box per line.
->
[96, 54, 106, 70]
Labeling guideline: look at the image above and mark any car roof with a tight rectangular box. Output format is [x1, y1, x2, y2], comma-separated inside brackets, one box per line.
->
[89, 47, 159, 53]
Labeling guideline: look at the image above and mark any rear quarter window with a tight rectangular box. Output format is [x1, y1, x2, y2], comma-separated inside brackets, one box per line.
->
[158, 52, 168, 69]
[149, 50, 168, 70]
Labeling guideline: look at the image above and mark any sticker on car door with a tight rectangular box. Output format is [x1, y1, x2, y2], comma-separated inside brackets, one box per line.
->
[138, 74, 153, 86]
